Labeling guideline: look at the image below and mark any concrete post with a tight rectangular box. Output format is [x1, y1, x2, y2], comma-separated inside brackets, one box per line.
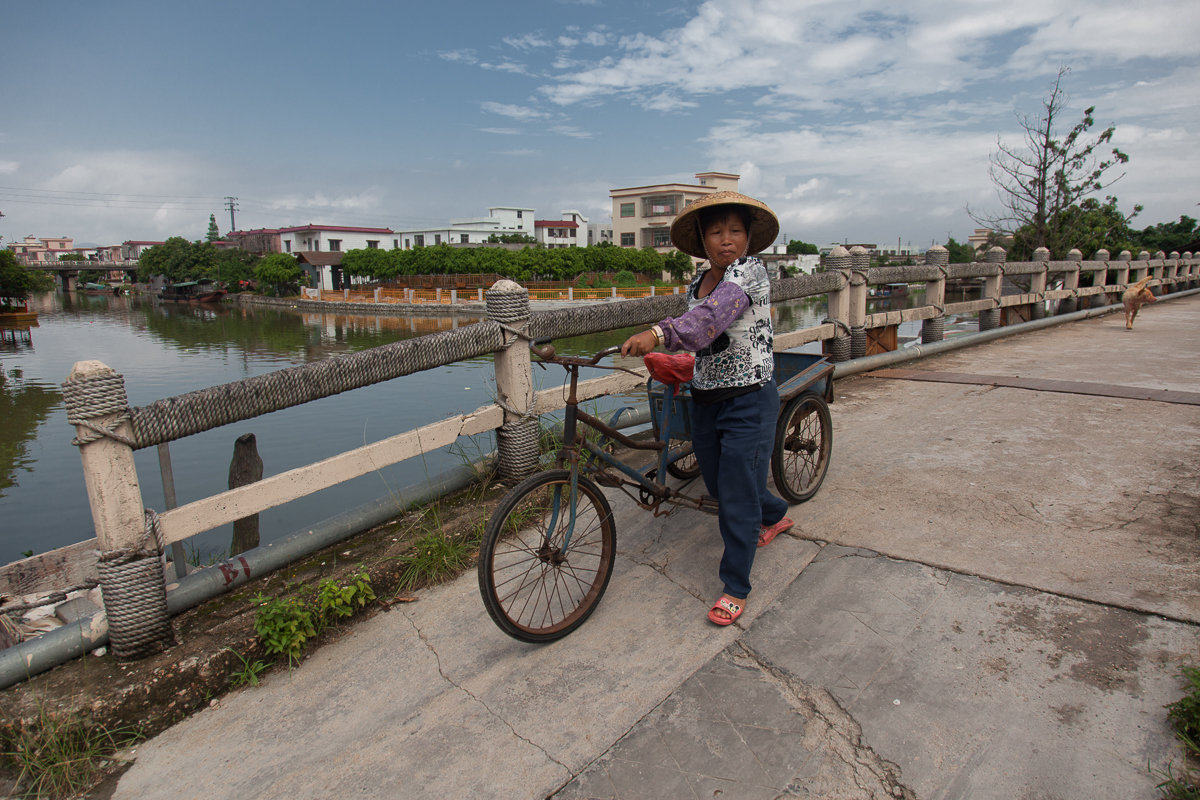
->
[824, 246, 852, 361]
[374, 288, 381, 303]
[62, 361, 172, 659]
[1030, 248, 1049, 320]
[848, 246, 869, 358]
[485, 280, 538, 483]
[922, 245, 948, 343]
[980, 246, 1005, 330]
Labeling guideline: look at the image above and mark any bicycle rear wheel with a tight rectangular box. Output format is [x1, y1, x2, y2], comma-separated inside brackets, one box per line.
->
[478, 469, 616, 642]
[771, 392, 833, 504]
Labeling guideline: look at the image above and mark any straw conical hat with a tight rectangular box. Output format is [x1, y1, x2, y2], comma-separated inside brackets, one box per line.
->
[669, 190, 779, 259]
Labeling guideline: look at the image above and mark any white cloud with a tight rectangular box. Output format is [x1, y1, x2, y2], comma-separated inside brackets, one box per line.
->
[482, 101, 549, 120]
[438, 49, 477, 64]
[480, 127, 521, 135]
[503, 33, 552, 50]
[0, 160, 18, 175]
[550, 125, 592, 139]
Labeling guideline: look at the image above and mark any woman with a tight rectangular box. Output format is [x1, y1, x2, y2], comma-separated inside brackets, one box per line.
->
[621, 191, 793, 626]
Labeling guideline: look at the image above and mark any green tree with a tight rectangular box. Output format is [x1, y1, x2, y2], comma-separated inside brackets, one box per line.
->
[254, 253, 302, 296]
[341, 248, 394, 280]
[970, 67, 1133, 259]
[57, 253, 86, 262]
[944, 237, 977, 264]
[1043, 196, 1138, 258]
[1130, 215, 1200, 254]
[0, 250, 53, 305]
[206, 214, 221, 242]
[486, 233, 536, 244]
[786, 239, 819, 255]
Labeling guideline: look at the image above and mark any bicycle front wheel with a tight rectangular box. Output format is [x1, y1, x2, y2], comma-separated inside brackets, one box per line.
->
[771, 392, 833, 504]
[478, 469, 616, 642]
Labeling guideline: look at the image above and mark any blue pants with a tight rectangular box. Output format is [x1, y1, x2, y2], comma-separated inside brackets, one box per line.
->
[690, 380, 790, 600]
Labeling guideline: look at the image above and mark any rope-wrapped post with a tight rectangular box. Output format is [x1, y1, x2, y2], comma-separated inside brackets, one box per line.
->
[824, 246, 852, 361]
[1057, 249, 1081, 315]
[1091, 249, 1111, 307]
[62, 361, 172, 660]
[1117, 250, 1136, 305]
[486, 280, 539, 484]
[979, 246, 1005, 331]
[922, 245, 948, 343]
[1030, 247, 1050, 320]
[848, 246, 869, 359]
[1151, 251, 1167, 294]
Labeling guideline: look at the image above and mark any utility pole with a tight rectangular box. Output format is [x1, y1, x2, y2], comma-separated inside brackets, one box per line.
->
[224, 196, 239, 233]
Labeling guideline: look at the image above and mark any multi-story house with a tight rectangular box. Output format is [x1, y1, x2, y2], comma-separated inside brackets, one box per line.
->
[533, 211, 588, 249]
[7, 235, 75, 264]
[277, 224, 397, 255]
[610, 172, 741, 255]
[394, 206, 535, 249]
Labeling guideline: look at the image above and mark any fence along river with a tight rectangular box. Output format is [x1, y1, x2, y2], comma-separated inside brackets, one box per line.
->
[0, 283, 846, 565]
[5, 244, 1196, 672]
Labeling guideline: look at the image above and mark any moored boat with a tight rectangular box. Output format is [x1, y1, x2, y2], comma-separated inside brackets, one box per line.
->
[0, 298, 38, 324]
[159, 280, 227, 303]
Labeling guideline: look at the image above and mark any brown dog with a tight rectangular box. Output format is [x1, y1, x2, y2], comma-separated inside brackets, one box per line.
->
[1122, 276, 1157, 330]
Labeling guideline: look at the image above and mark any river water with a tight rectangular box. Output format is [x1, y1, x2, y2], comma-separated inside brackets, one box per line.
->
[0, 289, 920, 565]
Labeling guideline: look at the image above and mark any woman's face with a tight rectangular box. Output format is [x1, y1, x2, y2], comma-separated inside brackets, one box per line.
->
[702, 214, 749, 269]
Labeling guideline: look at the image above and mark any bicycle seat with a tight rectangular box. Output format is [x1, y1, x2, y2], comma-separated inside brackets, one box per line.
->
[644, 352, 694, 388]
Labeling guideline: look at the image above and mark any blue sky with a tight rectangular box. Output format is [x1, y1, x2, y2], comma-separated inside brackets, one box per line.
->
[3, 0, 1198, 250]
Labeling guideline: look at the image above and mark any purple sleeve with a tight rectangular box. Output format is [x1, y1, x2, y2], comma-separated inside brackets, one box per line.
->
[658, 281, 750, 351]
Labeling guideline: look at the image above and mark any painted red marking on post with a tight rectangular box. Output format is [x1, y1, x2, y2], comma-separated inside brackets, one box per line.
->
[239, 556, 251, 578]
[218, 562, 239, 586]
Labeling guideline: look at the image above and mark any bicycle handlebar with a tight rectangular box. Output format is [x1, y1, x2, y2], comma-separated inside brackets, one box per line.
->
[530, 341, 623, 367]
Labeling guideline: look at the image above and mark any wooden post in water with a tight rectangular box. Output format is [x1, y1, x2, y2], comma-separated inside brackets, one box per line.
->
[229, 433, 264, 555]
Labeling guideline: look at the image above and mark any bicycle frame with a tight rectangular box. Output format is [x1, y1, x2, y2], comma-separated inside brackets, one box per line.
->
[540, 346, 713, 552]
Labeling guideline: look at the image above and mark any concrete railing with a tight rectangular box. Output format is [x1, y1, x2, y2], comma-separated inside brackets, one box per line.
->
[6, 247, 1197, 675]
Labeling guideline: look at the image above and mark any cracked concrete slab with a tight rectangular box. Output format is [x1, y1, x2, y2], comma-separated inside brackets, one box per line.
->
[109, 295, 1200, 800]
[742, 545, 1198, 799]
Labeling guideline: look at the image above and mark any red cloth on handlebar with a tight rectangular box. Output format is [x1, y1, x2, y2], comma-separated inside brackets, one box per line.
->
[644, 352, 694, 388]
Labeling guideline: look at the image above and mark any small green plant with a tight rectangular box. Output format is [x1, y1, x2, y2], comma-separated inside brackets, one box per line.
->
[1155, 666, 1200, 798]
[2, 705, 139, 799]
[252, 594, 316, 668]
[317, 570, 376, 625]
[225, 647, 268, 689]
[394, 522, 476, 593]
[20, 549, 33, 558]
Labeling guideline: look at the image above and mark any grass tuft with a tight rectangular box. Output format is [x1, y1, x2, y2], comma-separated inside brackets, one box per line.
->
[1156, 666, 1200, 798]
[2, 705, 139, 800]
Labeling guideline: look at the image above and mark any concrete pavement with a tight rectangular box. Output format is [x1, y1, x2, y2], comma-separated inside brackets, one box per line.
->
[109, 295, 1200, 799]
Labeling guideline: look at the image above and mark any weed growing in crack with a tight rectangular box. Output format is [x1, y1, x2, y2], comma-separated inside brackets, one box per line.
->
[392, 508, 481, 594]
[225, 648, 268, 689]
[1154, 665, 1200, 798]
[252, 595, 316, 669]
[1, 703, 139, 800]
[317, 570, 376, 627]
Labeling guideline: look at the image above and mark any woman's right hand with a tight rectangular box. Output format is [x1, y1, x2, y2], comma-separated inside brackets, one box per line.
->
[620, 330, 658, 357]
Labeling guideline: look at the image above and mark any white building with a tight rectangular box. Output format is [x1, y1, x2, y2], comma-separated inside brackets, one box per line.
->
[533, 210, 588, 248]
[394, 206, 536, 249]
[587, 222, 613, 247]
[277, 224, 397, 256]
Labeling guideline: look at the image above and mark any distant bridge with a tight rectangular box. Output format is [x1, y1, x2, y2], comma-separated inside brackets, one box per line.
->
[21, 260, 139, 291]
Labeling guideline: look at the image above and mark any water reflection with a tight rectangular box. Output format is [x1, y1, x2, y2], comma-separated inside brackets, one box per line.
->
[0, 367, 61, 500]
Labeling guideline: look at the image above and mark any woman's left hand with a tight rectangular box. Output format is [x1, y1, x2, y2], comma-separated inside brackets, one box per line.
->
[620, 330, 658, 357]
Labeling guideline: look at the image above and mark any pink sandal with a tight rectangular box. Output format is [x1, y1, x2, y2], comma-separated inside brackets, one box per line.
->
[707, 596, 744, 626]
[758, 517, 794, 547]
